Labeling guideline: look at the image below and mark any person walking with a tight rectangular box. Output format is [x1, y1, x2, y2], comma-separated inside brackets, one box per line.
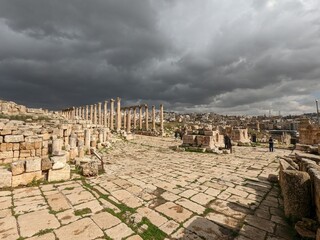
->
[269, 137, 274, 152]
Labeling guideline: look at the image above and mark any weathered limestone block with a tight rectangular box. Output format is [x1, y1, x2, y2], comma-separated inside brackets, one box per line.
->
[0, 129, 12, 135]
[4, 135, 24, 143]
[309, 168, 320, 222]
[0, 151, 13, 159]
[48, 164, 70, 182]
[204, 131, 214, 136]
[6, 143, 13, 151]
[0, 168, 12, 188]
[12, 171, 42, 187]
[52, 138, 63, 155]
[301, 158, 320, 172]
[41, 158, 52, 171]
[78, 146, 84, 158]
[13, 143, 19, 150]
[52, 161, 65, 170]
[69, 148, 78, 160]
[25, 158, 41, 172]
[0, 136, 3, 143]
[34, 141, 42, 149]
[196, 136, 214, 148]
[81, 162, 99, 177]
[182, 135, 196, 145]
[51, 152, 67, 164]
[13, 150, 19, 158]
[281, 170, 311, 221]
[22, 130, 34, 136]
[0, 143, 6, 151]
[20, 150, 31, 158]
[69, 134, 77, 149]
[39, 133, 50, 141]
[11, 160, 25, 175]
[41, 148, 49, 156]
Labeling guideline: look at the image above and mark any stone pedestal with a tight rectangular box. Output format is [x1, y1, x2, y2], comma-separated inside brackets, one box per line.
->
[52, 138, 63, 155]
[48, 165, 70, 182]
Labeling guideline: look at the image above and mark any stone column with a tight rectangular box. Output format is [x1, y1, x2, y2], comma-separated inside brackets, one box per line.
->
[127, 108, 131, 133]
[110, 99, 115, 130]
[72, 107, 76, 120]
[152, 105, 156, 131]
[123, 109, 127, 131]
[84, 129, 91, 149]
[98, 102, 102, 125]
[133, 107, 137, 130]
[94, 104, 97, 125]
[86, 105, 89, 121]
[139, 105, 143, 130]
[104, 101, 108, 127]
[90, 105, 93, 123]
[160, 104, 164, 136]
[116, 97, 121, 131]
[81, 106, 86, 120]
[145, 104, 149, 131]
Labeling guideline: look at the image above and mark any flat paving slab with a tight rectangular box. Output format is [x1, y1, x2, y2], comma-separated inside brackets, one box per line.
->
[0, 136, 295, 239]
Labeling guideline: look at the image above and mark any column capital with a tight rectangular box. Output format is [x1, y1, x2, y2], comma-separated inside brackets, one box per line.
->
[110, 98, 115, 102]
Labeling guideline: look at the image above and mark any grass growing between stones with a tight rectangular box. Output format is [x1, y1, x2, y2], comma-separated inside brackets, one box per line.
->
[35, 228, 54, 236]
[138, 217, 167, 240]
[74, 208, 92, 216]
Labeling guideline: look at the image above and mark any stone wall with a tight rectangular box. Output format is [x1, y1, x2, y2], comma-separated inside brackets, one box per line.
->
[299, 118, 320, 145]
[0, 100, 47, 116]
[0, 118, 112, 188]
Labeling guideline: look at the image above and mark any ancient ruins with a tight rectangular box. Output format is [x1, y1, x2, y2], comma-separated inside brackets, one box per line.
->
[1, 99, 320, 240]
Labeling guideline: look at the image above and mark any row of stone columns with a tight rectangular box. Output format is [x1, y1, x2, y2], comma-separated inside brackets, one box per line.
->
[61, 98, 164, 135]
[119, 104, 163, 133]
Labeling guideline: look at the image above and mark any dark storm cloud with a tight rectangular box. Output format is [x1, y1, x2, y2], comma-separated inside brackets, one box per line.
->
[0, 0, 319, 114]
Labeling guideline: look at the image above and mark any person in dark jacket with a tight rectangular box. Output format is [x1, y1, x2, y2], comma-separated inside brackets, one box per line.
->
[224, 135, 229, 149]
[269, 137, 274, 152]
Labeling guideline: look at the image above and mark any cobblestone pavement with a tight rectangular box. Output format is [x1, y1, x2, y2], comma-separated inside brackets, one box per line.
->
[0, 135, 294, 240]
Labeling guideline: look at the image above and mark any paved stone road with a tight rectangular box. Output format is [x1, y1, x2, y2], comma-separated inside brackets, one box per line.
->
[0, 135, 294, 240]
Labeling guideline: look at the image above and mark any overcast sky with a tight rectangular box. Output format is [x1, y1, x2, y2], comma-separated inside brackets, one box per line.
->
[0, 0, 319, 115]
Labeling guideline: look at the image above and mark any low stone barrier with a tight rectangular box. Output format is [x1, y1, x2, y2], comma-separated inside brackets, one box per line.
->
[278, 152, 320, 238]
